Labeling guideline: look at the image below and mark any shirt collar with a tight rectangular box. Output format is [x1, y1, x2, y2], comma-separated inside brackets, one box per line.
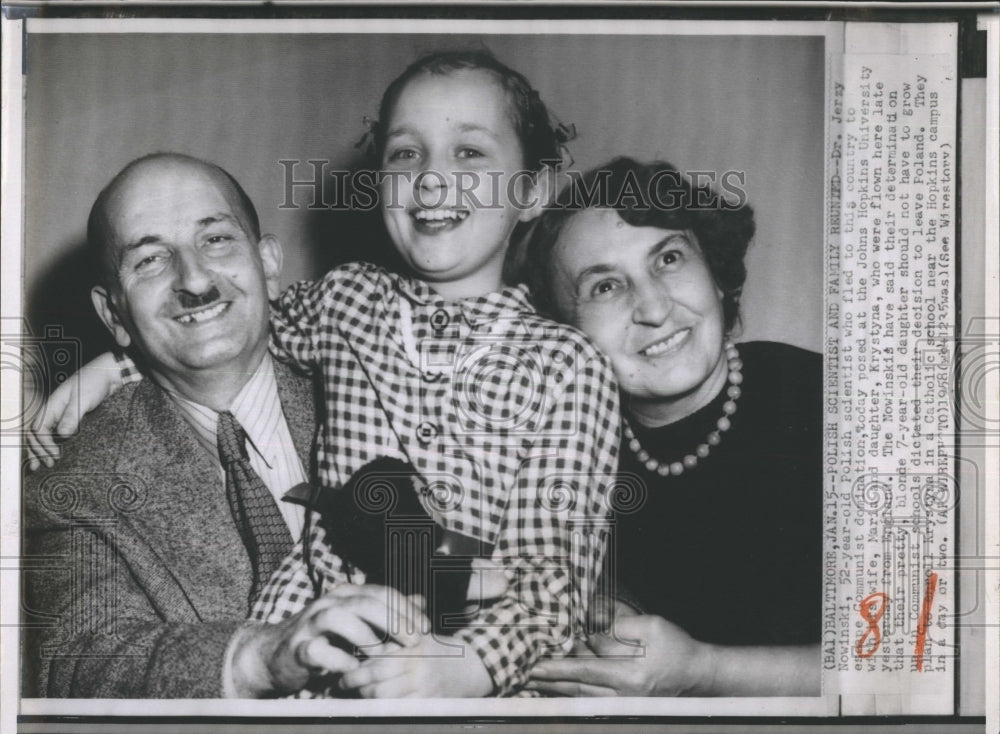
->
[392, 273, 535, 327]
[167, 355, 280, 464]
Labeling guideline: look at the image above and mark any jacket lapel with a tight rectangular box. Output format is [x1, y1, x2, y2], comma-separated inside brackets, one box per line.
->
[273, 360, 318, 479]
[113, 380, 253, 621]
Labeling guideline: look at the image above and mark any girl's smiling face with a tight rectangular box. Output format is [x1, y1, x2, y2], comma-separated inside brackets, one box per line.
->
[380, 69, 540, 300]
[551, 208, 729, 426]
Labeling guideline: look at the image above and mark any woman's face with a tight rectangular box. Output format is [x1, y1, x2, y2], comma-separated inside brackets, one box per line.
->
[551, 208, 729, 424]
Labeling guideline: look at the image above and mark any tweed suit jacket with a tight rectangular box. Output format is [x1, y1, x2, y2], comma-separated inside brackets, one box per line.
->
[22, 359, 316, 698]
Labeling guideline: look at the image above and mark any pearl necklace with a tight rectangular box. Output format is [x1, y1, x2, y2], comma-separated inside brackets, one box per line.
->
[623, 341, 743, 477]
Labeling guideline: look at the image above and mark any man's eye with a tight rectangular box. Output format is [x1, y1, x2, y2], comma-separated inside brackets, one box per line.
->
[456, 147, 484, 159]
[134, 253, 166, 272]
[205, 234, 234, 247]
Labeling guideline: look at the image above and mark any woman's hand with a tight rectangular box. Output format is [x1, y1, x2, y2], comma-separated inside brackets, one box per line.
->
[527, 613, 821, 697]
[526, 613, 715, 697]
[26, 351, 124, 470]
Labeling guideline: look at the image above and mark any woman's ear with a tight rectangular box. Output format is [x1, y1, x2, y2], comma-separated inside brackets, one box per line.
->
[257, 234, 284, 300]
[90, 286, 132, 349]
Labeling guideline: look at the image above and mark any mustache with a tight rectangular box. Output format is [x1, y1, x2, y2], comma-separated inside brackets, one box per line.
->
[176, 285, 223, 310]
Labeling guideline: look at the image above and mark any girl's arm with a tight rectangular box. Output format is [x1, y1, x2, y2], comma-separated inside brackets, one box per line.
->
[26, 351, 137, 469]
[267, 277, 326, 376]
[268, 265, 363, 375]
[25, 269, 333, 469]
[25, 264, 351, 469]
[27, 263, 359, 468]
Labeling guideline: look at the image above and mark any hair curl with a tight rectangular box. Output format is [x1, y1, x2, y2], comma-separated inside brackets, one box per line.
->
[369, 48, 572, 172]
[523, 157, 755, 332]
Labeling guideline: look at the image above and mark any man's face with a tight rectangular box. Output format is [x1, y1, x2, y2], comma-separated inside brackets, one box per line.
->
[95, 160, 280, 388]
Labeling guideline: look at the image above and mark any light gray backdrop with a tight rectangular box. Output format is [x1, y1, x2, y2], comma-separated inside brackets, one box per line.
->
[24, 32, 825, 360]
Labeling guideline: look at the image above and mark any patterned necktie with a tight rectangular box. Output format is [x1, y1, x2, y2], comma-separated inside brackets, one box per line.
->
[216, 410, 293, 609]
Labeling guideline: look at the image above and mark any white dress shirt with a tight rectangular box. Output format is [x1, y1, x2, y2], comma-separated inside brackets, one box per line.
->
[168, 355, 307, 539]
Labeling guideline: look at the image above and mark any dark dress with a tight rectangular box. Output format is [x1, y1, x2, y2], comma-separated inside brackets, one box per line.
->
[611, 341, 822, 646]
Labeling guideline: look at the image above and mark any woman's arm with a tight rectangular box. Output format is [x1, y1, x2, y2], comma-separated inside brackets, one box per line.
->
[527, 612, 820, 697]
[699, 640, 820, 697]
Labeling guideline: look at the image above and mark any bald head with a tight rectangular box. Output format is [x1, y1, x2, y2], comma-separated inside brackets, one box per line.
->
[87, 152, 284, 408]
[88, 153, 261, 291]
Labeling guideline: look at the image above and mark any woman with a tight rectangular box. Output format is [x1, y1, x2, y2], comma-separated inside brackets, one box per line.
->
[521, 158, 822, 696]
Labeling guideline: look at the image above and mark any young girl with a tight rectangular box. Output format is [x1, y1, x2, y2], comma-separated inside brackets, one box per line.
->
[38, 50, 621, 698]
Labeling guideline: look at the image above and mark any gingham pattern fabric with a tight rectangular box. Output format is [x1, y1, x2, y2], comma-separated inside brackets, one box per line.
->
[217, 410, 295, 609]
[115, 350, 144, 384]
[252, 262, 621, 696]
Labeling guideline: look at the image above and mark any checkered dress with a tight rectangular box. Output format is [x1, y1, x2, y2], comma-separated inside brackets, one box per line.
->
[252, 262, 621, 696]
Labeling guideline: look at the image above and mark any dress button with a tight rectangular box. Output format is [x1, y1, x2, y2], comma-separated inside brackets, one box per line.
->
[430, 309, 450, 331]
[416, 422, 438, 443]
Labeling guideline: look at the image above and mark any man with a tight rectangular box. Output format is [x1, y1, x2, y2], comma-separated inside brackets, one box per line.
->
[23, 153, 421, 698]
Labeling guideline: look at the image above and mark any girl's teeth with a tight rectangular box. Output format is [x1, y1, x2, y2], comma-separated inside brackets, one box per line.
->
[178, 302, 227, 324]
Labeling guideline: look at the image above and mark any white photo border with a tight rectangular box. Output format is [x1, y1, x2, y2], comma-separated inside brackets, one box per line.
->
[2, 6, 995, 732]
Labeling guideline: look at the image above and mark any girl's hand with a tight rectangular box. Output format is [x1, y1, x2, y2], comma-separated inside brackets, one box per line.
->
[26, 351, 125, 470]
[338, 636, 494, 698]
[332, 559, 509, 697]
[232, 584, 430, 698]
[526, 613, 715, 697]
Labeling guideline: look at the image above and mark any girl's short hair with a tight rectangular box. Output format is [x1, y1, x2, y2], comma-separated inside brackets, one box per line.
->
[371, 49, 566, 172]
[524, 157, 756, 332]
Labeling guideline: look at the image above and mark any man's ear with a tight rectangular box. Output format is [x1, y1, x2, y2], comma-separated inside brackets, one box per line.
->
[258, 234, 284, 300]
[91, 286, 132, 349]
[517, 166, 556, 224]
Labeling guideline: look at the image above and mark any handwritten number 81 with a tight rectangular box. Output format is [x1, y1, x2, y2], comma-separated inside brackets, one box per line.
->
[854, 573, 939, 670]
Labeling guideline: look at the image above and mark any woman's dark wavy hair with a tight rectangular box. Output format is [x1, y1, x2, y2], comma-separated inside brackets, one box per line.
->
[524, 157, 756, 332]
[370, 48, 568, 172]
